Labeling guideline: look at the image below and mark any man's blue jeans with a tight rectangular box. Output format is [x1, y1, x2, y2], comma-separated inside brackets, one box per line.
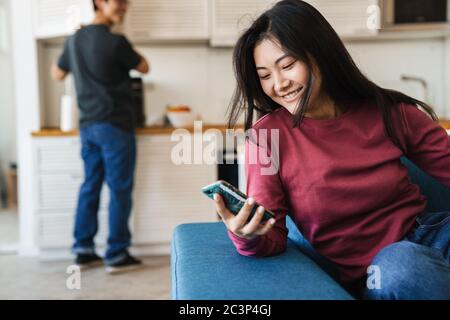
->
[73, 123, 136, 264]
[364, 211, 450, 300]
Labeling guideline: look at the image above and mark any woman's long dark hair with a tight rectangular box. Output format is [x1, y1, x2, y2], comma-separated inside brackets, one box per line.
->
[227, 0, 438, 152]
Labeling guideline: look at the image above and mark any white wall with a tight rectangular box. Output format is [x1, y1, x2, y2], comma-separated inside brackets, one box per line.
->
[138, 45, 236, 124]
[40, 43, 237, 127]
[40, 37, 450, 129]
[347, 39, 447, 117]
[0, 0, 16, 174]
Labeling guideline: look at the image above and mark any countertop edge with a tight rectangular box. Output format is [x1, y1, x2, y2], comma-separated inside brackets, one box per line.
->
[31, 124, 246, 137]
[31, 120, 450, 137]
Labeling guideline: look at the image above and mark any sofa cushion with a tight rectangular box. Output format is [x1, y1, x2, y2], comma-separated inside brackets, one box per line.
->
[171, 222, 354, 300]
[286, 215, 341, 281]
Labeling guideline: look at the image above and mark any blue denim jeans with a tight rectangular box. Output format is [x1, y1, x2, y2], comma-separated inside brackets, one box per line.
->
[364, 211, 450, 300]
[73, 123, 136, 264]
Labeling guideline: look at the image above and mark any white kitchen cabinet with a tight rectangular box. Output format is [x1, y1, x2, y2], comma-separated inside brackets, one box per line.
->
[36, 173, 109, 211]
[305, 0, 380, 37]
[38, 212, 108, 248]
[210, 0, 278, 46]
[34, 137, 82, 173]
[123, 0, 209, 42]
[32, 0, 94, 39]
[32, 137, 109, 249]
[32, 134, 218, 254]
[133, 135, 218, 245]
[210, 0, 380, 46]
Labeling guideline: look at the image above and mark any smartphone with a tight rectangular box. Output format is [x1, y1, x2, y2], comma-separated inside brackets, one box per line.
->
[201, 180, 275, 223]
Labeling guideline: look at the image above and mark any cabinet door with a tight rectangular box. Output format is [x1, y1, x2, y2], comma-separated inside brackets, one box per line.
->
[132, 135, 218, 244]
[35, 173, 109, 211]
[210, 0, 277, 46]
[34, 137, 82, 174]
[33, 137, 109, 211]
[305, 0, 380, 37]
[33, 0, 94, 39]
[124, 0, 209, 42]
[38, 212, 108, 248]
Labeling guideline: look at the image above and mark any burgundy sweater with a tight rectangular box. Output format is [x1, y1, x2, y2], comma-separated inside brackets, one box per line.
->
[228, 103, 450, 283]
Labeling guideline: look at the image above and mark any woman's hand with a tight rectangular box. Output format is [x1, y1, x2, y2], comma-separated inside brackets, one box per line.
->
[213, 193, 276, 240]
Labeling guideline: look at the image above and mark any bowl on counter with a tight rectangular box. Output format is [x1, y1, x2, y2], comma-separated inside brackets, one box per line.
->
[166, 105, 197, 128]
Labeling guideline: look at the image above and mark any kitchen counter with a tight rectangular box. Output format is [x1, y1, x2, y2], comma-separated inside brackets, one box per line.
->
[32, 124, 245, 137]
[441, 120, 450, 130]
[32, 120, 450, 137]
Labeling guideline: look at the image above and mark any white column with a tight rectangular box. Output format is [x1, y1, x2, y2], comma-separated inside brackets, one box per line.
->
[11, 0, 41, 256]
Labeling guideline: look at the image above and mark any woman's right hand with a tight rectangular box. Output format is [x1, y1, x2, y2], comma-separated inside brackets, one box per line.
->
[213, 193, 276, 240]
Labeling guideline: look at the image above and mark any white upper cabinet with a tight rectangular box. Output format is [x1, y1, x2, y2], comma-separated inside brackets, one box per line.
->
[210, 0, 278, 46]
[123, 0, 209, 42]
[305, 0, 380, 37]
[33, 0, 94, 39]
[210, 0, 380, 46]
[32, 0, 380, 42]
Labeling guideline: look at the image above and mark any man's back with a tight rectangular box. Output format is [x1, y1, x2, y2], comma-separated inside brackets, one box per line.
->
[58, 25, 141, 131]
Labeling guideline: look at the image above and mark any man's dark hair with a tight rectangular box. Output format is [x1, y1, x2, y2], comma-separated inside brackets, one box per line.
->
[92, 0, 108, 11]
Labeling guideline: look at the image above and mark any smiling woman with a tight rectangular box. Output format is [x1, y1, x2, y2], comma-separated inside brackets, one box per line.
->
[254, 39, 341, 119]
[227, 0, 438, 153]
[221, 0, 450, 300]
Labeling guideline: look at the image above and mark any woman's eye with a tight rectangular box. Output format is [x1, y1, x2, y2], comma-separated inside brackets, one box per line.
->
[259, 74, 270, 80]
[283, 62, 295, 70]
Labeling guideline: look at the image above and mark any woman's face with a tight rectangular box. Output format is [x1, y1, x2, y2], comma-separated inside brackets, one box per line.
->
[254, 38, 319, 114]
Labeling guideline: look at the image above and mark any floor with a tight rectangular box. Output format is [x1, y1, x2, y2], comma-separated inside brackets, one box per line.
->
[0, 254, 171, 299]
[0, 208, 171, 299]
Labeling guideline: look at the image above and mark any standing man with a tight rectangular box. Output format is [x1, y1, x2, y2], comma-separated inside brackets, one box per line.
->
[51, 0, 150, 274]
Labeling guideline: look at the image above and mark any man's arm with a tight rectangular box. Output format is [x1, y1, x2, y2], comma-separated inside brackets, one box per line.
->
[117, 36, 150, 74]
[51, 64, 69, 82]
[135, 52, 150, 74]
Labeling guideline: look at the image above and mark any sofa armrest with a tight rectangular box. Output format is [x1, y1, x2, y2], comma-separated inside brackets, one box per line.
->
[171, 222, 354, 300]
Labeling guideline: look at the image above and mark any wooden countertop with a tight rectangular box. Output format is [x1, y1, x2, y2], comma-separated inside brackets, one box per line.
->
[32, 124, 245, 137]
[441, 120, 450, 130]
[32, 120, 450, 137]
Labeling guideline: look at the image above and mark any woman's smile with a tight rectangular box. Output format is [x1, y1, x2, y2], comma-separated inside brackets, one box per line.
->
[279, 86, 303, 103]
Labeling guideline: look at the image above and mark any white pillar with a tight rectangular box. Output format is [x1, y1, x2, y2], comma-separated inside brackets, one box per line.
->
[10, 0, 41, 256]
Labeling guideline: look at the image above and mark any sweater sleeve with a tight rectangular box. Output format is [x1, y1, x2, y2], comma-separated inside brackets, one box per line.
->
[399, 103, 450, 188]
[228, 135, 289, 257]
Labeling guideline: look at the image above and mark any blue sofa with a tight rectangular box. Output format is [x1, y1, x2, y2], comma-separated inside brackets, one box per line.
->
[171, 158, 450, 300]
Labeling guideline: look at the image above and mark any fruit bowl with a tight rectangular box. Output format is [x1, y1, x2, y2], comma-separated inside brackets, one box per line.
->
[166, 105, 196, 128]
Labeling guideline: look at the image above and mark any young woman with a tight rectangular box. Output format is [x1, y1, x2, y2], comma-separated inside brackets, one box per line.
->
[213, 0, 450, 299]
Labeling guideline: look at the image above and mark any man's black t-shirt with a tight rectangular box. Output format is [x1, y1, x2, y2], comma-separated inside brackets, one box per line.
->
[58, 24, 141, 132]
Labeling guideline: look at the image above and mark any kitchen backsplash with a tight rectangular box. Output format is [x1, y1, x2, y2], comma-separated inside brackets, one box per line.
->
[40, 38, 449, 129]
[41, 43, 237, 128]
